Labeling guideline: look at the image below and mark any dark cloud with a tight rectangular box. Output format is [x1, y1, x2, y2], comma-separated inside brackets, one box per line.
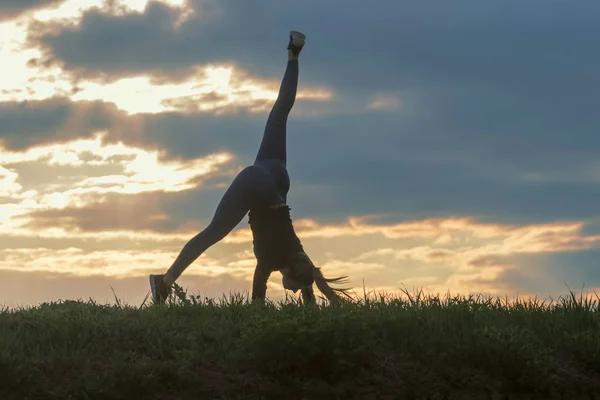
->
[3, 94, 600, 227]
[0, 97, 264, 160]
[118, 99, 600, 225]
[27, 0, 600, 164]
[21, 0, 600, 225]
[31, 2, 197, 80]
[0, 98, 138, 151]
[8, 0, 600, 226]
[32, 0, 600, 93]
[281, 101, 600, 224]
[0, 0, 64, 21]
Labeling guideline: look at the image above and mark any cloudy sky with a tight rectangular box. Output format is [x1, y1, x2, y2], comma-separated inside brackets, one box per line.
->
[1, 0, 599, 308]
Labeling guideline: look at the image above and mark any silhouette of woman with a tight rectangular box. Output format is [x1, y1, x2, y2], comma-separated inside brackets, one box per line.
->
[149, 31, 350, 304]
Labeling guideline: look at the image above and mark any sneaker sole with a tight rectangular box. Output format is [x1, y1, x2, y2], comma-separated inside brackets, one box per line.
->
[290, 30, 305, 47]
[149, 275, 162, 304]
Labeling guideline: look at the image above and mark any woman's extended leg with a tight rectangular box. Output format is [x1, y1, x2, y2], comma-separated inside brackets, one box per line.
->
[150, 165, 283, 304]
[253, 31, 305, 203]
[254, 31, 304, 166]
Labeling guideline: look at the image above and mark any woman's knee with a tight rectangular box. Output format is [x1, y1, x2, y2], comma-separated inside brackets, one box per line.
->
[189, 225, 226, 251]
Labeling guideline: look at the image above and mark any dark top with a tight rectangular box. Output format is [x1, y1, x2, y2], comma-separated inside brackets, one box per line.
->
[248, 205, 304, 268]
[248, 205, 305, 300]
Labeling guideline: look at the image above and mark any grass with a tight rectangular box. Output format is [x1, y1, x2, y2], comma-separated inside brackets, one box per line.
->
[1, 285, 599, 400]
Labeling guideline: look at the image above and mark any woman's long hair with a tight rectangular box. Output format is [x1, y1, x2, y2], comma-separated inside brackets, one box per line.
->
[312, 266, 353, 304]
[294, 251, 353, 304]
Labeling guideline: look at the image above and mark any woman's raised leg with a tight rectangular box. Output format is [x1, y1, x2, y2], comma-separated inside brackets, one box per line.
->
[254, 31, 305, 165]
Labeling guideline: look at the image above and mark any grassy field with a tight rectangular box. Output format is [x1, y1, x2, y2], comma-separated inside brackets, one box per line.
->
[1, 285, 599, 400]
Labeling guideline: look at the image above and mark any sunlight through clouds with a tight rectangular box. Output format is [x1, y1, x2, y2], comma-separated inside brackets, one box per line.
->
[0, 131, 235, 200]
[70, 65, 333, 115]
[32, 0, 187, 23]
[1, 209, 599, 302]
[0, 33, 332, 115]
[1, 0, 599, 308]
[0, 165, 22, 196]
[0, 20, 72, 101]
[0, 131, 235, 241]
[109, 0, 188, 14]
[0, 0, 333, 115]
[32, 0, 102, 23]
[0, 247, 218, 277]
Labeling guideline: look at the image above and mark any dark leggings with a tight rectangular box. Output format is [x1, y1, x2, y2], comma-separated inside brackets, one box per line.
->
[165, 60, 299, 282]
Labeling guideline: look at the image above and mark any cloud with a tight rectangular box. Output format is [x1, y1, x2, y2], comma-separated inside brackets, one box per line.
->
[0, 246, 259, 280]
[27, 1, 191, 78]
[2, 132, 597, 290]
[31, 0, 600, 93]
[24, 192, 193, 233]
[0, 98, 128, 151]
[2, 187, 599, 304]
[466, 250, 600, 297]
[13, 194, 600, 282]
[2, 0, 600, 306]
[0, 11, 334, 115]
[0, 0, 65, 21]
[1, 91, 599, 228]
[307, 217, 600, 296]
[0, 130, 239, 250]
[0, 97, 270, 161]
[28, 0, 600, 160]
[4, 0, 598, 225]
[0, 129, 234, 193]
[66, 64, 333, 115]
[367, 93, 401, 111]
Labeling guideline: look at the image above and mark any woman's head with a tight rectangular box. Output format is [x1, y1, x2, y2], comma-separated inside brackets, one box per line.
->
[280, 252, 353, 304]
[281, 252, 315, 292]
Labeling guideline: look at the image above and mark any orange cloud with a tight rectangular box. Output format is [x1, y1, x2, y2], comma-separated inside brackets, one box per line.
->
[1, 213, 598, 305]
[0, 247, 243, 278]
[367, 92, 401, 111]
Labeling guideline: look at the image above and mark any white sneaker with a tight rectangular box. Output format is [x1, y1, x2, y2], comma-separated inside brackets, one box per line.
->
[288, 30, 305, 56]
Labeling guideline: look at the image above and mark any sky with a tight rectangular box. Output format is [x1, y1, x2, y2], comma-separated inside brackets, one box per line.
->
[1, 0, 599, 308]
